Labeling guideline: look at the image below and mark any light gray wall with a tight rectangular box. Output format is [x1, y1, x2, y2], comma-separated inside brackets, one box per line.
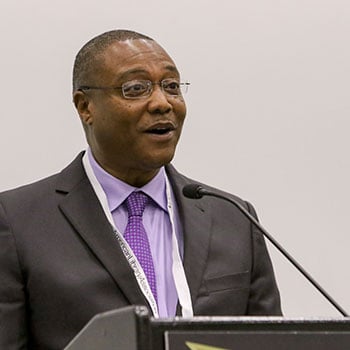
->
[1, 0, 349, 317]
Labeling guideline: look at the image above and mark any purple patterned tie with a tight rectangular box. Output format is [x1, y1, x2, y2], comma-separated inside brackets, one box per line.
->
[124, 191, 158, 303]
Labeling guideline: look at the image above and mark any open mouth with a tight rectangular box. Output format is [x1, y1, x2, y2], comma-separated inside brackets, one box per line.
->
[147, 127, 173, 135]
[145, 123, 175, 135]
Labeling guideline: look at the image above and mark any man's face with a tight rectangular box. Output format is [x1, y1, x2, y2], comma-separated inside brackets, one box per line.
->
[76, 39, 186, 184]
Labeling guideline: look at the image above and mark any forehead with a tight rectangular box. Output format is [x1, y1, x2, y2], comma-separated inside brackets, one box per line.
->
[98, 39, 179, 80]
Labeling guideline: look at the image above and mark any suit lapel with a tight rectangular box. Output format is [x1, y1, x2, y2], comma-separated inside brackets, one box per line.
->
[55, 154, 149, 309]
[166, 165, 212, 309]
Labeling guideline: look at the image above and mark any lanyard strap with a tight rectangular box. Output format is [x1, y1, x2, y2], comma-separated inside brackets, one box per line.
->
[82, 152, 193, 318]
[164, 176, 193, 317]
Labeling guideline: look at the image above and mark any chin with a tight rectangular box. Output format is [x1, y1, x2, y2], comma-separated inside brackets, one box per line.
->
[146, 151, 175, 170]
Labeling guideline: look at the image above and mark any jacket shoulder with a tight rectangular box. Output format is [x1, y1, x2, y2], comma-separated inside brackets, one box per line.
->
[165, 164, 251, 210]
[0, 152, 86, 206]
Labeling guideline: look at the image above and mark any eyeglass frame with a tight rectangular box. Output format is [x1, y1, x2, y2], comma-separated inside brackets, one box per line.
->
[77, 78, 190, 100]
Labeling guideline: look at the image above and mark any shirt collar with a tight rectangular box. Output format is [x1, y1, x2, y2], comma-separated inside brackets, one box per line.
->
[87, 148, 168, 212]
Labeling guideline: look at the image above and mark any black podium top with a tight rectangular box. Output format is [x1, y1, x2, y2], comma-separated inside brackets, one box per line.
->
[65, 306, 350, 350]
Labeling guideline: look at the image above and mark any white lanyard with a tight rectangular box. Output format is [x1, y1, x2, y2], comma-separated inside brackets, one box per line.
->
[82, 152, 193, 318]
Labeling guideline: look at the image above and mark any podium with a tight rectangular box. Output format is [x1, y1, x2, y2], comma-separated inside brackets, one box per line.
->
[64, 306, 350, 350]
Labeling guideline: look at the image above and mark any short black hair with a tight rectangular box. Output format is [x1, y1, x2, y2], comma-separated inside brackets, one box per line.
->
[72, 29, 154, 91]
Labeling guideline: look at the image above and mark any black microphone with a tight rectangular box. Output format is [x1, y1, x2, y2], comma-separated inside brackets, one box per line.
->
[182, 184, 348, 317]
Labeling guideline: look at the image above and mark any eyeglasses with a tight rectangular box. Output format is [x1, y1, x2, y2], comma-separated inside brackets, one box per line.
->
[78, 78, 190, 99]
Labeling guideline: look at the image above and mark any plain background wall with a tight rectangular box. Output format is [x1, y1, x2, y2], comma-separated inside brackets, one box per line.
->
[1, 0, 349, 317]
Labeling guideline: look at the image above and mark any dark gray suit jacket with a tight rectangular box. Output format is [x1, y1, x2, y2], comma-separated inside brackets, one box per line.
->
[0, 153, 281, 349]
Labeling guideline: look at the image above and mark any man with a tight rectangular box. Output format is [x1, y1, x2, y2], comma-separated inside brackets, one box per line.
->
[0, 30, 281, 350]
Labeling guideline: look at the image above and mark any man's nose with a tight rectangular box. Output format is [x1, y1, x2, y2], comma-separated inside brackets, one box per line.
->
[147, 85, 173, 114]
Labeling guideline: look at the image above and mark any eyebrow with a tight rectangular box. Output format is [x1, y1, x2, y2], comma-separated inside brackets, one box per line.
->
[164, 65, 180, 74]
[117, 65, 180, 81]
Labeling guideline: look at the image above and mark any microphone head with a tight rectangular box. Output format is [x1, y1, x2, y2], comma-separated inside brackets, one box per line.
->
[182, 184, 204, 199]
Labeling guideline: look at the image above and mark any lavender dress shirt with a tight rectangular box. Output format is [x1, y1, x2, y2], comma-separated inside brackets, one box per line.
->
[87, 149, 182, 317]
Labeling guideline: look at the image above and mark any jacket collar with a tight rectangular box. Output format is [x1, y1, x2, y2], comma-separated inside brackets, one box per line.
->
[56, 152, 150, 309]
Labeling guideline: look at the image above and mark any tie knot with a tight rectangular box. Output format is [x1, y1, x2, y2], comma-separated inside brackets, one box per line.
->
[126, 191, 149, 217]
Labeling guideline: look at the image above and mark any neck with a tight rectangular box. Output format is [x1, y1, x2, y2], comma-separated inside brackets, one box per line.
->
[103, 166, 159, 187]
[90, 153, 159, 188]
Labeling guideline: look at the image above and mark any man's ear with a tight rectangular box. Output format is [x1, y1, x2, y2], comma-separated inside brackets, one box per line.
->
[73, 90, 93, 125]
